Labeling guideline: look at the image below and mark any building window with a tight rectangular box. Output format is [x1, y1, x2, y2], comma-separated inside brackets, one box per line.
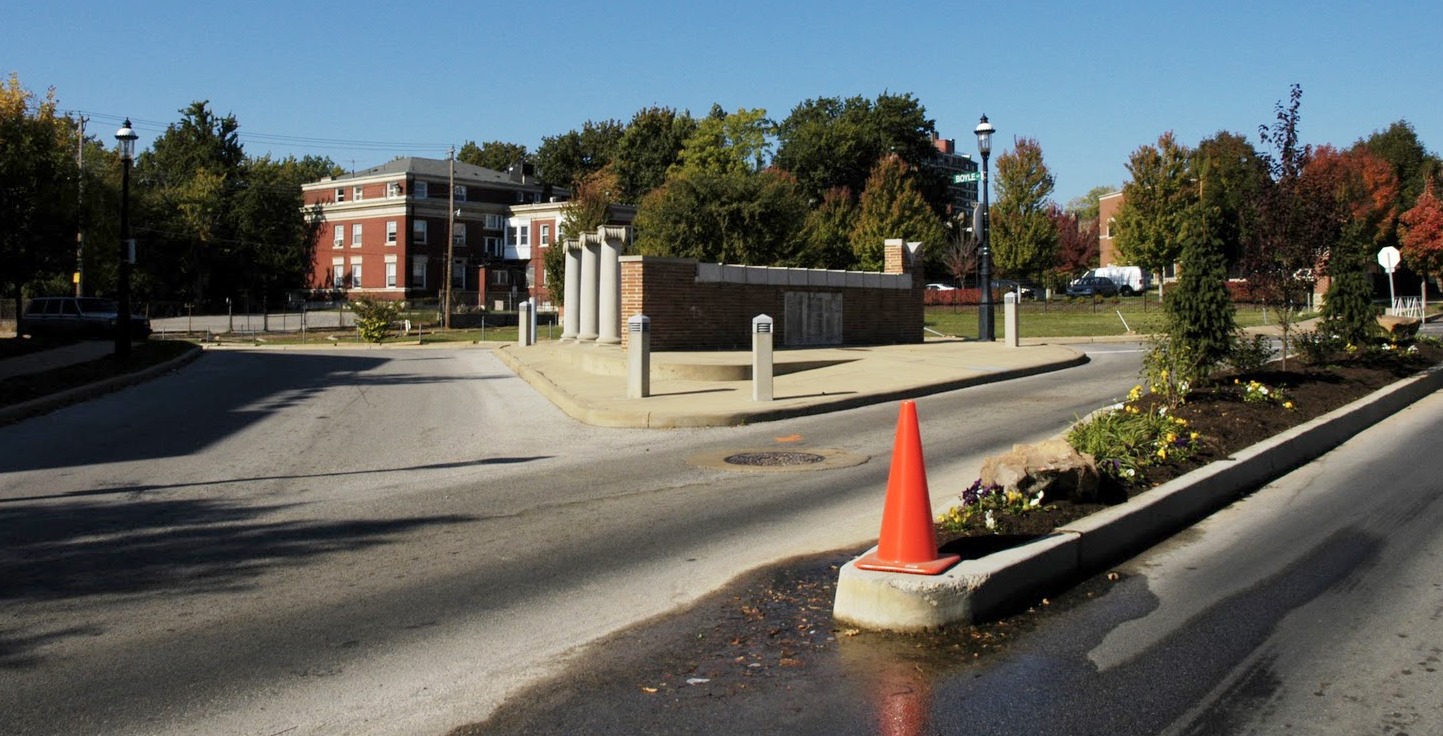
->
[451, 258, 467, 289]
[508, 224, 529, 247]
[453, 185, 467, 202]
[386, 261, 397, 288]
[351, 263, 362, 287]
[386, 221, 397, 244]
[414, 181, 428, 199]
[352, 223, 363, 247]
[332, 257, 345, 287]
[334, 187, 345, 202]
[333, 225, 344, 248]
[493, 269, 510, 286]
[353, 186, 364, 202]
[484, 213, 503, 230]
[413, 220, 428, 244]
[484, 236, 502, 258]
[539, 262, 547, 285]
[453, 223, 467, 246]
[387, 181, 402, 198]
[539, 223, 551, 245]
[411, 256, 428, 288]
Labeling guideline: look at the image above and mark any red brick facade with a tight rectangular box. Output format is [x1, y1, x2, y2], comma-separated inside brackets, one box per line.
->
[618, 242, 925, 350]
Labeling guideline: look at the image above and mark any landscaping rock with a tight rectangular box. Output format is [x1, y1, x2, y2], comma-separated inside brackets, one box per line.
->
[979, 439, 1101, 503]
[1377, 314, 1421, 339]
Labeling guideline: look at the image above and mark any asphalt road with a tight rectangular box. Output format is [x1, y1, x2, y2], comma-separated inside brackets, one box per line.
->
[905, 390, 1443, 735]
[0, 344, 1143, 735]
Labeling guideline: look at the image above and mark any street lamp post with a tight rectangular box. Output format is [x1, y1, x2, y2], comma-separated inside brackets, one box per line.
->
[115, 119, 138, 359]
[974, 115, 995, 342]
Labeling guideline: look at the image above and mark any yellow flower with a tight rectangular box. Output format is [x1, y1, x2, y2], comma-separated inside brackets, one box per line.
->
[1283, 401, 1294, 410]
[1190, 432, 1200, 441]
[1157, 447, 1168, 459]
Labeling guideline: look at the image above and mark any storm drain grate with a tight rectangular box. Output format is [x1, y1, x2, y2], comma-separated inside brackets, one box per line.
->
[723, 451, 827, 467]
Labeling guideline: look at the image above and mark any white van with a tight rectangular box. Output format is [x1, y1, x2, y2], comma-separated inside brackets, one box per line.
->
[1081, 266, 1150, 295]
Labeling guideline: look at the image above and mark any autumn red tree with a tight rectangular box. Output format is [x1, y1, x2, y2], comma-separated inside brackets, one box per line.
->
[1400, 179, 1443, 288]
[1048, 204, 1098, 276]
[1306, 145, 1400, 248]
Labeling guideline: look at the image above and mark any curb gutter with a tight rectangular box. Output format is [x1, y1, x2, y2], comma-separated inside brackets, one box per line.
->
[833, 364, 1443, 632]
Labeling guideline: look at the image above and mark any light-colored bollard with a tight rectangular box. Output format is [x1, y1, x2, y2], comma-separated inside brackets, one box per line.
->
[628, 315, 651, 399]
[752, 314, 774, 402]
[518, 300, 534, 346]
[1004, 292, 1019, 348]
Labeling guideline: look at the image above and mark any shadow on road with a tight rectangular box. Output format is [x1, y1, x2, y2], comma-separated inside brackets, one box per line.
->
[0, 350, 511, 473]
[0, 495, 474, 666]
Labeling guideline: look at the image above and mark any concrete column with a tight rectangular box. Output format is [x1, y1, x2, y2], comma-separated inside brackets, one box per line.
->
[597, 226, 626, 345]
[627, 314, 650, 398]
[752, 314, 774, 402]
[561, 241, 581, 341]
[1004, 292, 1019, 348]
[578, 234, 600, 342]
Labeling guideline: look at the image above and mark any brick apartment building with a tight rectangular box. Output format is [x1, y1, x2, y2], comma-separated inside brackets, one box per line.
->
[300, 157, 630, 308]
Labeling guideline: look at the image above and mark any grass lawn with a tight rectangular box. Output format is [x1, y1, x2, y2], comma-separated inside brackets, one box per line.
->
[927, 299, 1299, 340]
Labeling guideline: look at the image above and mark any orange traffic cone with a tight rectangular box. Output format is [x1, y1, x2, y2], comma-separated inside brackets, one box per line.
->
[855, 401, 960, 575]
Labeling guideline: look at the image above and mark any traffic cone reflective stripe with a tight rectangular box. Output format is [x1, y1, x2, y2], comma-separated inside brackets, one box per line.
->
[855, 401, 960, 575]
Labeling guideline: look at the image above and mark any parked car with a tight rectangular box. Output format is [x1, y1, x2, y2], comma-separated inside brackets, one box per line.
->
[925, 283, 958, 291]
[1065, 276, 1120, 298]
[991, 279, 1037, 299]
[1080, 265, 1150, 295]
[20, 297, 152, 340]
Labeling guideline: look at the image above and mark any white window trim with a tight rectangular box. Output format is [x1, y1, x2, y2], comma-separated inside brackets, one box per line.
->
[413, 219, 428, 244]
[414, 181, 428, 199]
[352, 223, 363, 247]
[333, 225, 344, 248]
[386, 220, 397, 245]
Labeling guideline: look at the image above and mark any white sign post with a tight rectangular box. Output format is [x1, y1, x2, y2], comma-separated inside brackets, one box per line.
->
[1378, 246, 1401, 311]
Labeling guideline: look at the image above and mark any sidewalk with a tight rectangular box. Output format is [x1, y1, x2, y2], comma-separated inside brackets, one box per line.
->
[0, 341, 116, 381]
[494, 337, 1092, 428]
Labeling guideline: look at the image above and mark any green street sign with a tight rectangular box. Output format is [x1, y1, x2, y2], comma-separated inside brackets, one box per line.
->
[952, 172, 981, 183]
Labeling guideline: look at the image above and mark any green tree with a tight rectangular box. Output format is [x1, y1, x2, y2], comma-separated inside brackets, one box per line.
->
[457, 140, 529, 172]
[773, 93, 942, 212]
[794, 186, 857, 269]
[1195, 131, 1267, 267]
[134, 100, 247, 303]
[1360, 120, 1439, 214]
[1064, 185, 1115, 222]
[1165, 170, 1236, 379]
[990, 137, 1058, 279]
[634, 167, 807, 265]
[849, 154, 946, 271]
[0, 73, 80, 318]
[670, 105, 772, 177]
[613, 107, 696, 201]
[1320, 220, 1377, 345]
[349, 297, 402, 344]
[1114, 132, 1196, 287]
[533, 119, 623, 188]
[232, 155, 331, 307]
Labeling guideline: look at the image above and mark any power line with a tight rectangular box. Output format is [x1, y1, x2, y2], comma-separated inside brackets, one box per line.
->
[61, 108, 451, 156]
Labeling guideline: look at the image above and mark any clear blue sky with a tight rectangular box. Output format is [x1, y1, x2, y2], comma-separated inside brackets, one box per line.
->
[7, 0, 1439, 205]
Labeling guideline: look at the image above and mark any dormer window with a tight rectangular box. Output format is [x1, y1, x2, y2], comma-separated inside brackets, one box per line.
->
[386, 181, 403, 198]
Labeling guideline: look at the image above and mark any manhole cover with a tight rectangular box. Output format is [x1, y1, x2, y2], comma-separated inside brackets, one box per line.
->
[723, 451, 827, 467]
[691, 447, 869, 473]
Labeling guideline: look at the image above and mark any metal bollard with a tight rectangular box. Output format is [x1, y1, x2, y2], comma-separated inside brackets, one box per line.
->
[628, 315, 651, 398]
[1004, 292, 1019, 348]
[752, 314, 774, 401]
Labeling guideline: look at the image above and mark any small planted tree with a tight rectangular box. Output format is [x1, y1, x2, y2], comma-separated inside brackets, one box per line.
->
[350, 298, 402, 344]
[1320, 220, 1378, 345]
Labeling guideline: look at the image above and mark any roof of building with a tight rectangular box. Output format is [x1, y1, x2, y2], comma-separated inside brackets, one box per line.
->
[317, 157, 541, 188]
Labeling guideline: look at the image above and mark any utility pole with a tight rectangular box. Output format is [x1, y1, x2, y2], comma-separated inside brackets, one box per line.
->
[445, 146, 456, 329]
[75, 116, 87, 296]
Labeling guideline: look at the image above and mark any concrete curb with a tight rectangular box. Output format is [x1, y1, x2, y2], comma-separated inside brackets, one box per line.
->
[0, 344, 204, 426]
[495, 345, 1089, 428]
[833, 363, 1443, 632]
